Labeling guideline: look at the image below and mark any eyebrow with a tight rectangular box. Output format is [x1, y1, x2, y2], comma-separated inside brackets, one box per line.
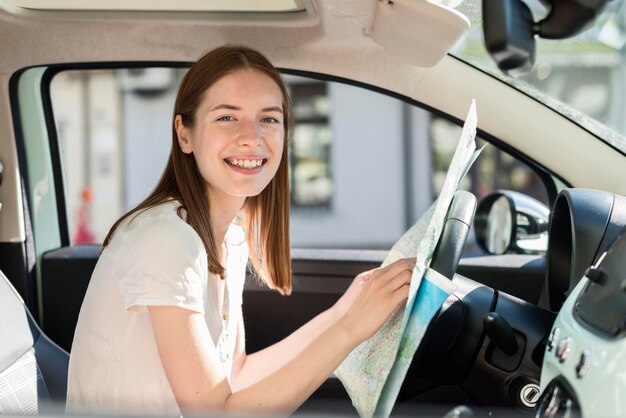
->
[210, 104, 283, 113]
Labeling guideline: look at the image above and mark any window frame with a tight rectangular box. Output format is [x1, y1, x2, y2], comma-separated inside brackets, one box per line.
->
[20, 63, 565, 250]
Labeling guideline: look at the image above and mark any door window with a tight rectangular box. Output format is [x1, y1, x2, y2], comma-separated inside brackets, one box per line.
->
[49, 68, 550, 253]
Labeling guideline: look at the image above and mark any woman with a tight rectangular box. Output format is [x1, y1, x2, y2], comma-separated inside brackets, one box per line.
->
[66, 45, 413, 415]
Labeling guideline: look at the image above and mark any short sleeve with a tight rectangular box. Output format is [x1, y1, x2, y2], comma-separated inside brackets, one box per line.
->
[113, 214, 207, 314]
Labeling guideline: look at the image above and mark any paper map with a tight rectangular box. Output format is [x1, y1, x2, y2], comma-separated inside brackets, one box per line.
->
[334, 99, 481, 417]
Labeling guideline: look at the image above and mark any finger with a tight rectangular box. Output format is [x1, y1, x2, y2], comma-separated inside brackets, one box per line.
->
[379, 284, 410, 318]
[393, 257, 416, 271]
[371, 259, 413, 280]
[371, 258, 415, 281]
[390, 283, 410, 305]
[383, 270, 413, 292]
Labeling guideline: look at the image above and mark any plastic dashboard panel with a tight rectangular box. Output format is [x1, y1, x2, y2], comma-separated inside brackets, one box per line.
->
[546, 189, 626, 311]
[539, 275, 626, 417]
[574, 233, 626, 337]
[538, 189, 626, 418]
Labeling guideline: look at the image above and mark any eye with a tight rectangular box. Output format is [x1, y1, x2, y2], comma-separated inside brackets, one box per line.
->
[216, 115, 236, 122]
[261, 116, 280, 124]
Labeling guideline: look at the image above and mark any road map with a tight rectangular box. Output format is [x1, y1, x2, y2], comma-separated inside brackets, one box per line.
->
[335, 99, 481, 418]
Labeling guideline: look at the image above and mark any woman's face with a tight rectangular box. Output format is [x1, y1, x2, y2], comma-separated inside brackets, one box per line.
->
[176, 69, 285, 206]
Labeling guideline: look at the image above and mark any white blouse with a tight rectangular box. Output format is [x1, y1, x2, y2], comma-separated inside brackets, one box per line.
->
[66, 200, 248, 416]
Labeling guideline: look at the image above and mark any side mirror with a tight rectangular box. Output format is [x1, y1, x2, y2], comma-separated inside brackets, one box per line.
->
[474, 191, 550, 255]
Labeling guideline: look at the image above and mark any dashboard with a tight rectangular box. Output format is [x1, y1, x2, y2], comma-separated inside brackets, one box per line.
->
[537, 189, 626, 417]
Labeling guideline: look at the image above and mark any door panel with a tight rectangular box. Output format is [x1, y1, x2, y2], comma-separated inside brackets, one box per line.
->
[39, 248, 546, 353]
[243, 249, 385, 354]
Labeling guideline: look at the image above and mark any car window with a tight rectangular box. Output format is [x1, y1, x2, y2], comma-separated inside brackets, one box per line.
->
[49, 68, 549, 253]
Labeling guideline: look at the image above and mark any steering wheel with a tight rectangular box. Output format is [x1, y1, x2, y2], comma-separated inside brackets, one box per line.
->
[394, 190, 476, 406]
[429, 190, 477, 280]
[396, 190, 555, 415]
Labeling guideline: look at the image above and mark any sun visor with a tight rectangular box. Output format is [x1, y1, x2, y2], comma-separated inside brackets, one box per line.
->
[371, 0, 470, 67]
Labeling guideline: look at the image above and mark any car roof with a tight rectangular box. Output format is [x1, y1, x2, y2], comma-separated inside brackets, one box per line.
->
[0, 1, 466, 94]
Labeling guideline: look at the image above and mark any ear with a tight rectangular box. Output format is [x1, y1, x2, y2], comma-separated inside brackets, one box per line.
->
[175, 115, 193, 154]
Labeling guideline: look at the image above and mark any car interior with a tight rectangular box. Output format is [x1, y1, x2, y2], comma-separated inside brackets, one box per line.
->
[1, 0, 625, 417]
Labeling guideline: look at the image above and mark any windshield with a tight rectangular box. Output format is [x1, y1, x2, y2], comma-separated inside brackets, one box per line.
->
[451, 0, 626, 154]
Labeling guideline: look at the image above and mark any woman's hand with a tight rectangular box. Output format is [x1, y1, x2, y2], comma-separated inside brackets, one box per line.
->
[332, 258, 415, 344]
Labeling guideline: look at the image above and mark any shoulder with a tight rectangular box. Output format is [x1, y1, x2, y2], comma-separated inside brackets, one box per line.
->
[121, 200, 204, 253]
[110, 201, 208, 313]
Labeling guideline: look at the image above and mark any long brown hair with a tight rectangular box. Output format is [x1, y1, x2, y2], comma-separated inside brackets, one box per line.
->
[104, 45, 294, 295]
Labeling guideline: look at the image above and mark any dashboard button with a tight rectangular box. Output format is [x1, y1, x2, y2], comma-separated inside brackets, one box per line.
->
[556, 336, 573, 363]
[576, 349, 591, 378]
[547, 327, 560, 352]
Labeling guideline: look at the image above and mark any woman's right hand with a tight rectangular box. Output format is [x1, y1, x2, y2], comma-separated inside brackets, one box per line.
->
[333, 258, 415, 344]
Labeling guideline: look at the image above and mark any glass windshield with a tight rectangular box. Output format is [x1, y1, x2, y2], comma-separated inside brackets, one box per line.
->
[451, 0, 626, 153]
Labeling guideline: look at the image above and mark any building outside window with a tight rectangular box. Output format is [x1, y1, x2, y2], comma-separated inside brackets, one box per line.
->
[288, 80, 333, 207]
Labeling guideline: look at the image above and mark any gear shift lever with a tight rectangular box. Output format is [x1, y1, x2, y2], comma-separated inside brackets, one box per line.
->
[483, 312, 518, 355]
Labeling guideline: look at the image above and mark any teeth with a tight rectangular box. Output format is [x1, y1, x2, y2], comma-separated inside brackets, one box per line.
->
[228, 159, 263, 169]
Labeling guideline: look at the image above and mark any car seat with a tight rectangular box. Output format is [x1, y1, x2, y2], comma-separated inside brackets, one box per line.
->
[0, 269, 69, 413]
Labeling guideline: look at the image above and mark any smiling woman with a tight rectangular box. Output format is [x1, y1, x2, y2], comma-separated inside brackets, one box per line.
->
[65, 44, 414, 416]
[175, 70, 286, 208]
[102, 46, 293, 289]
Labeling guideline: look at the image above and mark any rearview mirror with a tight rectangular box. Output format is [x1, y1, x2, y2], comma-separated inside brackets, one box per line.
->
[482, 0, 536, 76]
[474, 191, 550, 255]
[483, 0, 609, 76]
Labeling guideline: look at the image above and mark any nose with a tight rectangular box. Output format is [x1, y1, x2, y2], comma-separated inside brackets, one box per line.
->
[237, 118, 263, 147]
